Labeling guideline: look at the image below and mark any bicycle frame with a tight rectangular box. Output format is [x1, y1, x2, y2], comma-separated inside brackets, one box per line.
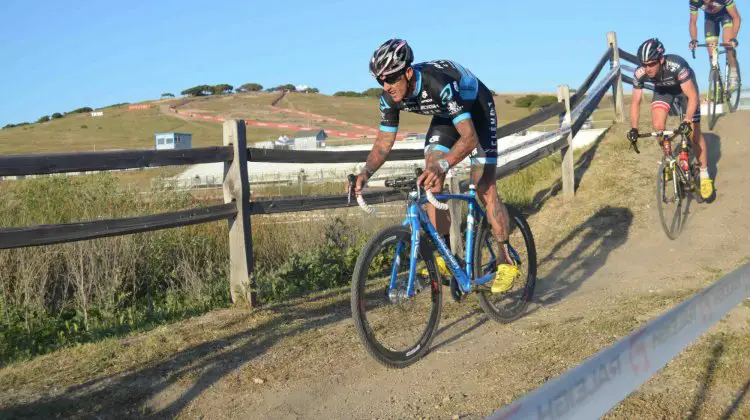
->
[390, 187, 502, 297]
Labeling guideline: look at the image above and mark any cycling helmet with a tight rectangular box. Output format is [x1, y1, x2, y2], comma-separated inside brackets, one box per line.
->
[369, 39, 414, 78]
[637, 38, 665, 63]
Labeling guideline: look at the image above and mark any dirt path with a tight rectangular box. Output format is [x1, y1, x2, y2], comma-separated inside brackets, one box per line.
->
[1, 112, 748, 419]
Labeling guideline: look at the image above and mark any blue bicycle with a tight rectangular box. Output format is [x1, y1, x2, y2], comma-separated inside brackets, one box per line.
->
[347, 169, 537, 368]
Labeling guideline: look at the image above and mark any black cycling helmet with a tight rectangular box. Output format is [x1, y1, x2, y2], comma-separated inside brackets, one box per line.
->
[369, 39, 414, 78]
[637, 38, 665, 63]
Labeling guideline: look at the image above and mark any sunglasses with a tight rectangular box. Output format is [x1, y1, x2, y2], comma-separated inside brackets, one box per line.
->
[642, 60, 660, 68]
[377, 71, 405, 86]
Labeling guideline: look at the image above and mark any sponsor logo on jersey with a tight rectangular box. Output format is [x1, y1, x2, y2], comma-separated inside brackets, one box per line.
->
[422, 90, 428, 99]
[440, 83, 453, 104]
[379, 96, 390, 110]
[447, 101, 461, 114]
[678, 68, 690, 81]
[429, 135, 439, 143]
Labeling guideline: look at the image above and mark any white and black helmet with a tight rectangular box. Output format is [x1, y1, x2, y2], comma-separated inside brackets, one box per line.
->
[637, 38, 665, 63]
[369, 39, 414, 78]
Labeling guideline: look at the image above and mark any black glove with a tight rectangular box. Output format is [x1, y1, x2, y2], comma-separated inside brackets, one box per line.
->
[730, 38, 739, 48]
[679, 121, 693, 137]
[627, 128, 639, 142]
[690, 39, 699, 50]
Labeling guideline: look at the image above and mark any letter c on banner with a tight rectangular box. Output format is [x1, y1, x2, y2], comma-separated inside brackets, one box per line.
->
[628, 330, 650, 374]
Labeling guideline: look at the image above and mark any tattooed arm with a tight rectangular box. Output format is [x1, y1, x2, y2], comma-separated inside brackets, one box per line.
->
[443, 118, 479, 167]
[361, 129, 397, 177]
[353, 129, 397, 194]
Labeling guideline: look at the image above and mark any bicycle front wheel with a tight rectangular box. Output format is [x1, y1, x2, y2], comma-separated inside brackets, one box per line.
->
[708, 68, 721, 130]
[350, 225, 442, 368]
[656, 159, 686, 239]
[473, 204, 537, 323]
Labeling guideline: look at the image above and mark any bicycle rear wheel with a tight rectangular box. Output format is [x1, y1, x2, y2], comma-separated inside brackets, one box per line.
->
[350, 225, 442, 368]
[473, 204, 537, 323]
[656, 159, 686, 240]
[726, 57, 742, 112]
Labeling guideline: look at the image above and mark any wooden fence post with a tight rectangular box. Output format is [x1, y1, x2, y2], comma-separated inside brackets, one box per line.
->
[557, 85, 575, 198]
[223, 119, 256, 307]
[608, 31, 625, 123]
[446, 168, 463, 256]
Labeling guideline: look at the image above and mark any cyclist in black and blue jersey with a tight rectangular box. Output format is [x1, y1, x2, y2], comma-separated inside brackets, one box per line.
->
[689, 0, 741, 89]
[349, 38, 518, 293]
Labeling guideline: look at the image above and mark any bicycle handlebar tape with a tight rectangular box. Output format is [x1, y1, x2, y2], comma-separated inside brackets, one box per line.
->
[426, 190, 449, 210]
[356, 194, 377, 215]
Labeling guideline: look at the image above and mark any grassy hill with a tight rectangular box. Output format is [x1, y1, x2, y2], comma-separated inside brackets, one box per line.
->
[0, 105, 221, 155]
[1, 89, 633, 156]
[0, 89, 636, 191]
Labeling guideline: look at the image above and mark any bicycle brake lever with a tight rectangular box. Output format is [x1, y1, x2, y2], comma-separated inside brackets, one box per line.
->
[346, 174, 356, 205]
[629, 140, 641, 154]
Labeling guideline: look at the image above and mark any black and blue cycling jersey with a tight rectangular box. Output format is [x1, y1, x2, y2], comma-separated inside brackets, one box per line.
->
[378, 60, 498, 163]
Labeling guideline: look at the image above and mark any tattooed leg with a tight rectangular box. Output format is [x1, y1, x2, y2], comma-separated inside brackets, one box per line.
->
[472, 153, 512, 264]
[424, 146, 451, 236]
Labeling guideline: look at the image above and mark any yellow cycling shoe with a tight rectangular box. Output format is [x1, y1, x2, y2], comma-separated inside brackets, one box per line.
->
[418, 255, 451, 277]
[700, 177, 714, 200]
[492, 263, 520, 293]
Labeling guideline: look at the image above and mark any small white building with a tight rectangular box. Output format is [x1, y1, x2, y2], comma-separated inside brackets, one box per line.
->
[155, 132, 192, 150]
[293, 128, 327, 149]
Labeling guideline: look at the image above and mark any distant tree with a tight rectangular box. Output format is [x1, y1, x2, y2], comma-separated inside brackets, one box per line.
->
[236, 83, 263, 93]
[4, 122, 31, 129]
[51, 112, 64, 119]
[102, 102, 129, 109]
[213, 84, 234, 95]
[362, 87, 383, 97]
[181, 85, 214, 97]
[161, 93, 175, 98]
[280, 84, 296, 91]
[37, 115, 50, 123]
[334, 91, 365, 97]
[67, 107, 94, 114]
[305, 87, 319, 93]
[529, 95, 558, 109]
[514, 94, 539, 108]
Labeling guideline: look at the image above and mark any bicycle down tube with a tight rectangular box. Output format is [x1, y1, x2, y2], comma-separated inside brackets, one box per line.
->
[394, 190, 495, 297]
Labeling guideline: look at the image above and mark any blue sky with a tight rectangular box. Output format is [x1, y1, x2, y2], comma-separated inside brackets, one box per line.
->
[0, 0, 746, 127]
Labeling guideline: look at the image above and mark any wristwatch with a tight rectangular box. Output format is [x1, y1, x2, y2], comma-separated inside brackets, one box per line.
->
[438, 159, 450, 173]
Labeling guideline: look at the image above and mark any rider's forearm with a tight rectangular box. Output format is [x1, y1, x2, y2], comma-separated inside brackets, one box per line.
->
[690, 21, 698, 41]
[734, 16, 741, 37]
[630, 99, 640, 129]
[362, 130, 397, 176]
[444, 133, 478, 167]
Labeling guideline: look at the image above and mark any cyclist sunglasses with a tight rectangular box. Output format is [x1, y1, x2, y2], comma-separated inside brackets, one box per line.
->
[377, 71, 405, 86]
